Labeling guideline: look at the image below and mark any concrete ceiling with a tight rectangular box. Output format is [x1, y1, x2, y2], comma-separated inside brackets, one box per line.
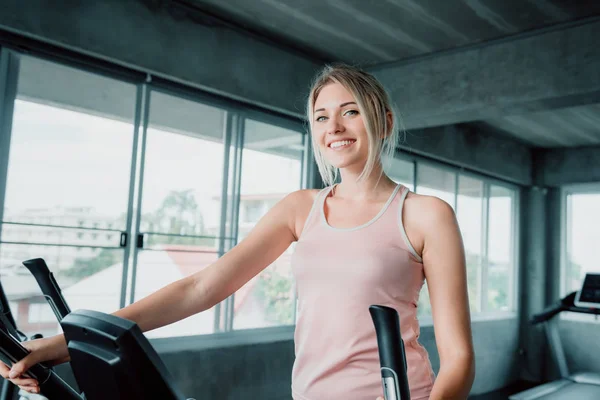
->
[189, 0, 600, 66]
[483, 104, 600, 148]
[186, 0, 600, 149]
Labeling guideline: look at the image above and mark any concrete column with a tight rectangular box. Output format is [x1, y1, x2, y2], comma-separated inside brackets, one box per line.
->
[518, 186, 548, 382]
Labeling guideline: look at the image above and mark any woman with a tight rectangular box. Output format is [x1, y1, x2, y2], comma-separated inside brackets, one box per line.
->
[1, 64, 475, 399]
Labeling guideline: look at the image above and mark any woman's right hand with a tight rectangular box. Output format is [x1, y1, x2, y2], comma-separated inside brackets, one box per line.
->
[0, 334, 70, 394]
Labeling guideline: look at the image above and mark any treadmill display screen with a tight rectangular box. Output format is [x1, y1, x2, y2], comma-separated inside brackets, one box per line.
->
[578, 274, 600, 305]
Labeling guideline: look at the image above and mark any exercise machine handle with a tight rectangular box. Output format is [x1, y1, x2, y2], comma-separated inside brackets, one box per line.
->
[0, 280, 26, 342]
[22, 258, 71, 320]
[530, 292, 600, 324]
[0, 281, 17, 330]
[0, 329, 82, 400]
[369, 305, 411, 400]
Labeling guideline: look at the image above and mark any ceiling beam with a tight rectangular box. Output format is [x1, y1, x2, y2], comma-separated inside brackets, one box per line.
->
[536, 145, 600, 186]
[369, 17, 600, 130]
[399, 123, 532, 186]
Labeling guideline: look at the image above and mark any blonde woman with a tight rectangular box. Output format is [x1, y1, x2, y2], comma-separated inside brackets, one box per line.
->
[2, 64, 475, 400]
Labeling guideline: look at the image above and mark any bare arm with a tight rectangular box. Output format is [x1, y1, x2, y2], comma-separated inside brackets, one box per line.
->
[421, 198, 475, 399]
[5, 190, 302, 383]
[116, 190, 299, 331]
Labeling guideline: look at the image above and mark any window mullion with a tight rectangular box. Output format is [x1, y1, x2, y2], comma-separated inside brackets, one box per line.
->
[0, 48, 19, 246]
[224, 115, 244, 332]
[481, 183, 491, 313]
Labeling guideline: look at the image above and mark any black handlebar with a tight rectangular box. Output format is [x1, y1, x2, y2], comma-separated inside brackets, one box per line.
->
[22, 258, 71, 320]
[369, 305, 411, 400]
[0, 327, 82, 400]
[0, 281, 17, 330]
[531, 291, 600, 324]
[0, 280, 25, 342]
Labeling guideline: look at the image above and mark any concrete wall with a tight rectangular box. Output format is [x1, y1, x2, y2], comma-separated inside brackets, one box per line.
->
[0, 0, 322, 118]
[160, 340, 296, 400]
[536, 146, 600, 187]
[158, 318, 519, 399]
[399, 123, 532, 186]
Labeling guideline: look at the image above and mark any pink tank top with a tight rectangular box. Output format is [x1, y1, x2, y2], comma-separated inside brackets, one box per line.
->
[290, 184, 435, 400]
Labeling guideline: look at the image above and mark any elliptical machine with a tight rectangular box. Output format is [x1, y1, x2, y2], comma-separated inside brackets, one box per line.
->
[2, 258, 413, 399]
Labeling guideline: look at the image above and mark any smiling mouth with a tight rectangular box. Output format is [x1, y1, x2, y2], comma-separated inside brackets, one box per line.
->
[328, 139, 356, 150]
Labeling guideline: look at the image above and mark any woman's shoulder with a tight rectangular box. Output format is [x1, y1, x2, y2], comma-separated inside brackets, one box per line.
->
[284, 188, 322, 205]
[276, 189, 323, 221]
[402, 191, 458, 253]
[404, 191, 455, 220]
[283, 188, 325, 240]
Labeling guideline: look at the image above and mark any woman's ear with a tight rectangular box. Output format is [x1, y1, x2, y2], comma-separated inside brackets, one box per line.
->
[385, 111, 394, 137]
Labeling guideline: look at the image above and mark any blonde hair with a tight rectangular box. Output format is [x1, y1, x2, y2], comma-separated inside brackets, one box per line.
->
[307, 64, 401, 187]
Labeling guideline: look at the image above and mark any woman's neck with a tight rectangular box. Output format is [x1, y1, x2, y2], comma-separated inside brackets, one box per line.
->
[334, 164, 397, 200]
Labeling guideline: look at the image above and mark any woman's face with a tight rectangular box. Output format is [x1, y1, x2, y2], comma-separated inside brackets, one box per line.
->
[312, 82, 370, 171]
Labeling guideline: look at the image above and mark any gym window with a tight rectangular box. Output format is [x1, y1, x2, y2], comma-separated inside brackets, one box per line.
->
[0, 49, 308, 341]
[561, 184, 600, 299]
[386, 158, 520, 320]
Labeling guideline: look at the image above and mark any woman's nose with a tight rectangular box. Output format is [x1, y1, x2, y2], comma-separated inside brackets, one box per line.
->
[325, 115, 344, 135]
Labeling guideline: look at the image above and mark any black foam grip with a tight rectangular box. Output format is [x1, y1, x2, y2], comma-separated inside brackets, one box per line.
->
[369, 305, 411, 400]
[22, 258, 71, 320]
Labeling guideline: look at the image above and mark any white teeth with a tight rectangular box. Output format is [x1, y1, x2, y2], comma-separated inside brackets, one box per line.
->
[330, 140, 355, 148]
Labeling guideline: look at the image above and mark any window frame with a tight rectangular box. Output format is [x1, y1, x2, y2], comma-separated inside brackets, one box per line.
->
[391, 152, 520, 324]
[0, 46, 308, 345]
[559, 182, 600, 298]
[0, 42, 520, 349]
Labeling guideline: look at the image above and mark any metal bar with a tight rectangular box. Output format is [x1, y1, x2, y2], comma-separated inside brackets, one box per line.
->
[481, 183, 490, 312]
[128, 82, 151, 305]
[293, 130, 311, 323]
[142, 231, 235, 241]
[214, 111, 234, 333]
[545, 320, 570, 378]
[223, 114, 240, 332]
[412, 161, 418, 193]
[0, 48, 19, 249]
[454, 171, 459, 212]
[225, 115, 244, 331]
[559, 189, 573, 297]
[1, 221, 123, 233]
[119, 82, 145, 309]
[0, 241, 122, 250]
[140, 248, 219, 254]
[510, 189, 519, 312]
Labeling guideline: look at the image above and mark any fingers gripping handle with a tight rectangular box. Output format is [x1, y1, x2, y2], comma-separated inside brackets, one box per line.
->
[0, 329, 82, 400]
[369, 305, 411, 400]
[22, 258, 71, 320]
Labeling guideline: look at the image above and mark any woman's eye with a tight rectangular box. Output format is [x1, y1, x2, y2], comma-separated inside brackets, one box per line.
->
[344, 110, 358, 116]
[316, 116, 327, 122]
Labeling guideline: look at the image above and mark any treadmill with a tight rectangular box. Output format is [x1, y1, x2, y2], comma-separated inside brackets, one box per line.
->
[510, 273, 600, 399]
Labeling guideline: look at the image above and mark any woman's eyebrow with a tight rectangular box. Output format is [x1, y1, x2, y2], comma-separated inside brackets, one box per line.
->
[314, 101, 357, 113]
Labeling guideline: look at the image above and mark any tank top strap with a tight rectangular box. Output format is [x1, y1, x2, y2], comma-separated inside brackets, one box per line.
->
[297, 186, 332, 240]
[394, 185, 423, 263]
